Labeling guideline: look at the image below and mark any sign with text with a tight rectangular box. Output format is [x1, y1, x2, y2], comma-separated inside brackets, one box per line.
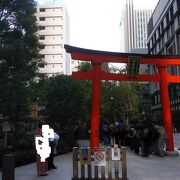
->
[127, 56, 140, 76]
[79, 147, 91, 165]
[111, 148, 121, 161]
[94, 148, 106, 166]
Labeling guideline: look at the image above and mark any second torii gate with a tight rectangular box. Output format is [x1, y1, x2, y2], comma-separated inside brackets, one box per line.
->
[65, 44, 180, 153]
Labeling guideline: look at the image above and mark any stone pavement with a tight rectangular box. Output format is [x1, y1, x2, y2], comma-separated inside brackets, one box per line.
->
[1, 133, 180, 180]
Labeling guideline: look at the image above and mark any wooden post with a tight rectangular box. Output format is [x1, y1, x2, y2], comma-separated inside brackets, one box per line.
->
[87, 147, 92, 179]
[107, 148, 112, 179]
[121, 147, 127, 180]
[72, 147, 78, 179]
[2, 154, 15, 180]
[90, 63, 101, 148]
[158, 65, 174, 151]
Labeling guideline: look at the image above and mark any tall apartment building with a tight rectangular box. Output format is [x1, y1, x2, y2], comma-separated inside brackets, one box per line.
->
[147, 0, 180, 126]
[36, 2, 71, 76]
[120, 0, 153, 52]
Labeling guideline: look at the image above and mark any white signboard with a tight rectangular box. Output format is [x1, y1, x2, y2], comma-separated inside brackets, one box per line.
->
[111, 148, 121, 161]
[94, 148, 106, 166]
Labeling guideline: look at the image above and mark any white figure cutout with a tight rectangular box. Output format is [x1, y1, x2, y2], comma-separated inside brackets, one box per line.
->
[35, 125, 54, 162]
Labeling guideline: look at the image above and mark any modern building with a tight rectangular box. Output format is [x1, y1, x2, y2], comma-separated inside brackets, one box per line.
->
[147, 0, 180, 126]
[120, 0, 153, 52]
[36, 2, 71, 76]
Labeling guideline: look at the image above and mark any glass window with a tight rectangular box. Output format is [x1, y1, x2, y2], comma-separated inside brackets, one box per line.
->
[167, 27, 170, 39]
[39, 54, 45, 58]
[166, 13, 169, 24]
[170, 6, 174, 19]
[171, 21, 175, 34]
[161, 21, 164, 32]
[40, 8, 45, 12]
[39, 26, 45, 30]
[39, 17, 45, 21]
[39, 35, 45, 40]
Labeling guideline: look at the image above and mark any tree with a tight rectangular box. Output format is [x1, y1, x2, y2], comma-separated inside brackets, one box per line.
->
[44, 75, 84, 128]
[0, 0, 41, 120]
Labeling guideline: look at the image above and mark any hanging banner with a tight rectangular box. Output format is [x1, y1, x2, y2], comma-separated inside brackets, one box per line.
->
[94, 148, 106, 166]
[79, 147, 91, 165]
[111, 148, 121, 161]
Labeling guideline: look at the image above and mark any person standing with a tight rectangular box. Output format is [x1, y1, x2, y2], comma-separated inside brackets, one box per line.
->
[155, 124, 167, 157]
[48, 131, 59, 169]
[34, 121, 48, 176]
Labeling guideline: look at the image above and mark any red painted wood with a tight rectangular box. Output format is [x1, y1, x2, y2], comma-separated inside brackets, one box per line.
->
[65, 45, 180, 152]
[71, 52, 180, 65]
[90, 63, 101, 148]
[158, 65, 174, 151]
[73, 71, 161, 82]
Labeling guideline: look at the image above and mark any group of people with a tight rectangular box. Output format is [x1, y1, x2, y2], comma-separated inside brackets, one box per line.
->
[34, 121, 60, 176]
[101, 120, 167, 157]
[127, 122, 167, 157]
[101, 120, 126, 147]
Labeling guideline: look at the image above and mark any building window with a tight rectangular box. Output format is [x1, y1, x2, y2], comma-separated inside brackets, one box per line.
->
[40, 8, 45, 12]
[171, 21, 175, 34]
[39, 35, 45, 40]
[39, 26, 45, 30]
[177, 34, 180, 54]
[178, 15, 180, 26]
[39, 54, 45, 58]
[170, 6, 174, 19]
[158, 26, 160, 36]
[166, 13, 169, 25]
[167, 27, 170, 39]
[161, 21, 164, 32]
[39, 17, 45, 21]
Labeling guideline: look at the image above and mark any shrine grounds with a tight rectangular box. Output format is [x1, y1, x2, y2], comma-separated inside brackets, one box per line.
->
[1, 133, 180, 180]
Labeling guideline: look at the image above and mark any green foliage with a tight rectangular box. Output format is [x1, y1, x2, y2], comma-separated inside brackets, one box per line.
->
[0, 0, 41, 121]
[101, 80, 143, 125]
[15, 121, 36, 150]
[77, 62, 92, 71]
[0, 143, 8, 169]
[15, 149, 36, 167]
[44, 75, 85, 128]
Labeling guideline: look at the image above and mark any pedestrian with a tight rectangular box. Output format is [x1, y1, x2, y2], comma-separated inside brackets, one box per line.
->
[139, 123, 151, 157]
[48, 131, 59, 169]
[114, 122, 120, 146]
[109, 122, 115, 147]
[101, 120, 109, 146]
[154, 124, 167, 157]
[118, 121, 126, 146]
[34, 121, 48, 176]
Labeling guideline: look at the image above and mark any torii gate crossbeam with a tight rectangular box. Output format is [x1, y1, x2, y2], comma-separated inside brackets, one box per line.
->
[65, 44, 180, 153]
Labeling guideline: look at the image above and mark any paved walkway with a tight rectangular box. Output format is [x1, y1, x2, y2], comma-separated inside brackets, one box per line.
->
[1, 133, 180, 180]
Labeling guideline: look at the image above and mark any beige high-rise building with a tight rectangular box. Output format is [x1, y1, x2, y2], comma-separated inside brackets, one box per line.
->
[120, 0, 153, 52]
[36, 2, 71, 76]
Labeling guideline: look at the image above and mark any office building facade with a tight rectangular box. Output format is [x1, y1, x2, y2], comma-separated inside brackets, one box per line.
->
[147, 0, 180, 126]
[121, 0, 153, 52]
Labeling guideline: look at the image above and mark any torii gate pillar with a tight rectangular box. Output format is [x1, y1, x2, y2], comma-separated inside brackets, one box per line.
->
[90, 63, 101, 148]
[158, 65, 174, 151]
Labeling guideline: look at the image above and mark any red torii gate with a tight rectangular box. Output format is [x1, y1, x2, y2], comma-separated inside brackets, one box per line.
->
[65, 44, 180, 152]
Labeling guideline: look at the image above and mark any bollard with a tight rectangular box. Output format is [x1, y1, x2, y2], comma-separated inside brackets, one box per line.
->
[2, 154, 15, 180]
